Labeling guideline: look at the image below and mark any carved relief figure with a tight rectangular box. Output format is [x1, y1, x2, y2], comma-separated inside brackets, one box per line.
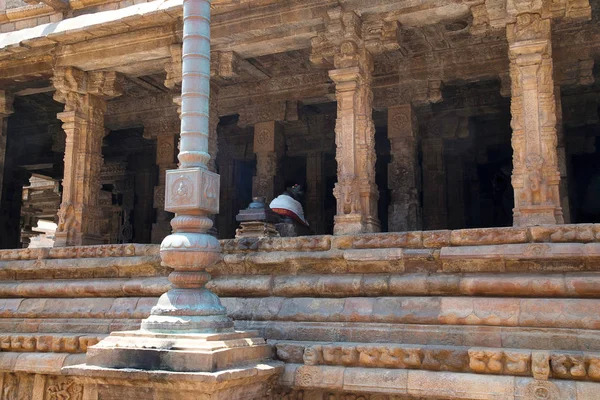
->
[524, 155, 548, 206]
[47, 378, 83, 400]
[505, 351, 530, 374]
[532, 351, 551, 380]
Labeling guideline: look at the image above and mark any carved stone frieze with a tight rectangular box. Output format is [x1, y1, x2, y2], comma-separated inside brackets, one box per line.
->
[237, 102, 289, 128]
[532, 351, 551, 380]
[0, 243, 144, 260]
[221, 235, 331, 253]
[144, 116, 180, 140]
[276, 342, 600, 382]
[0, 334, 101, 353]
[46, 377, 83, 400]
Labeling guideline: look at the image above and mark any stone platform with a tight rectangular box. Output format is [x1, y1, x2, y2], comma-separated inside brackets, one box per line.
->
[85, 330, 272, 372]
[1, 226, 600, 399]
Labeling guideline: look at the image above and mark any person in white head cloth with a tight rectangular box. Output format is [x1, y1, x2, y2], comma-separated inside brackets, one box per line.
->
[269, 184, 309, 227]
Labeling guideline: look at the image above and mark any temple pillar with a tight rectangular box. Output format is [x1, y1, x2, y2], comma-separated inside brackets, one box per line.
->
[507, 13, 563, 226]
[555, 85, 571, 223]
[329, 46, 380, 235]
[252, 120, 283, 202]
[148, 117, 178, 244]
[52, 67, 123, 247]
[387, 104, 420, 232]
[306, 150, 325, 233]
[422, 137, 448, 230]
[0, 91, 13, 209]
[0, 91, 13, 249]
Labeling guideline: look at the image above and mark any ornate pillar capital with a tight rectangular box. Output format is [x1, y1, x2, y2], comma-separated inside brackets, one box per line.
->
[469, 0, 590, 32]
[53, 67, 124, 109]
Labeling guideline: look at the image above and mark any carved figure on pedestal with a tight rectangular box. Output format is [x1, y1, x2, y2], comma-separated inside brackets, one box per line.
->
[335, 175, 359, 215]
[57, 203, 79, 236]
[524, 155, 549, 206]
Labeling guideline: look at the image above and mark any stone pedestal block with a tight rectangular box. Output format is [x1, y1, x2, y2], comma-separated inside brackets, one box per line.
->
[85, 330, 272, 373]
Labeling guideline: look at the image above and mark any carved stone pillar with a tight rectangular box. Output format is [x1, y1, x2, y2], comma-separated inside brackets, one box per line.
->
[555, 85, 571, 223]
[252, 120, 283, 202]
[52, 67, 123, 247]
[330, 46, 380, 235]
[147, 117, 179, 244]
[387, 104, 420, 232]
[0, 91, 14, 210]
[507, 13, 563, 226]
[306, 151, 325, 233]
[422, 137, 448, 230]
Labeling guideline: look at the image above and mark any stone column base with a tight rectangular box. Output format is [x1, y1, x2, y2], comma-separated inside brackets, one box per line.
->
[334, 214, 364, 235]
[514, 205, 563, 227]
[334, 214, 380, 235]
[64, 361, 282, 400]
[84, 330, 272, 373]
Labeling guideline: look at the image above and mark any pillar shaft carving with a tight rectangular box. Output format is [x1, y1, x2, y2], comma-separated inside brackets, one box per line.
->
[145, 116, 179, 244]
[554, 85, 570, 223]
[422, 137, 448, 230]
[306, 151, 325, 234]
[314, 8, 380, 235]
[388, 104, 420, 232]
[52, 67, 123, 247]
[0, 91, 14, 210]
[330, 45, 380, 235]
[252, 120, 283, 202]
[507, 13, 563, 226]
